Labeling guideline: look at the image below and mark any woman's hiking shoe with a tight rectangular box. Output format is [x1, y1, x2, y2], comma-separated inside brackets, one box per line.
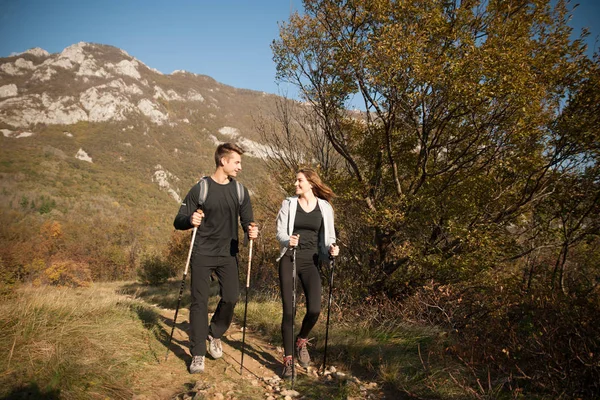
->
[207, 335, 223, 359]
[189, 355, 205, 374]
[280, 355, 295, 379]
[295, 337, 311, 367]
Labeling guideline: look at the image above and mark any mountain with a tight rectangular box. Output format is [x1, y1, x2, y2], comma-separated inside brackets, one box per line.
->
[0, 42, 283, 281]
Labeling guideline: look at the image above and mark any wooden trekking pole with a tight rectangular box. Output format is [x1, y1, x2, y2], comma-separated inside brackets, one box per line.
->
[165, 216, 200, 361]
[240, 222, 256, 375]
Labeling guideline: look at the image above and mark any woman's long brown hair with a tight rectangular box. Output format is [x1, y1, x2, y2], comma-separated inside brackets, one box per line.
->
[298, 168, 335, 202]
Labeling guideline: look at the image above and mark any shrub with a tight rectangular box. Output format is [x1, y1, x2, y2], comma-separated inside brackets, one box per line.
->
[400, 278, 600, 398]
[137, 254, 175, 285]
[43, 260, 92, 288]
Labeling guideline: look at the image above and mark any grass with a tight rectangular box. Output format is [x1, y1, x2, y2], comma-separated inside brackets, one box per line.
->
[233, 291, 473, 399]
[1, 281, 477, 400]
[0, 283, 164, 400]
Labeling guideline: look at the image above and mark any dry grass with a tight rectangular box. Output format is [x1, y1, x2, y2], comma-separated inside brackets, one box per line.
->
[0, 280, 477, 399]
[233, 291, 474, 399]
[0, 283, 163, 399]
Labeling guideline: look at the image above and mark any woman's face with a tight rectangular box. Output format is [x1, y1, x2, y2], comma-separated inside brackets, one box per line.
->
[294, 172, 313, 197]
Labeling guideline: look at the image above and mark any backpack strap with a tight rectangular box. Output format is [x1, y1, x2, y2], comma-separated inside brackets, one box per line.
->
[235, 180, 245, 205]
[198, 176, 209, 208]
[198, 176, 245, 207]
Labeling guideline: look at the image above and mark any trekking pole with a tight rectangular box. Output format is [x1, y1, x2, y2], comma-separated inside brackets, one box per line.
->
[291, 234, 298, 389]
[321, 244, 336, 372]
[240, 222, 256, 375]
[165, 223, 199, 361]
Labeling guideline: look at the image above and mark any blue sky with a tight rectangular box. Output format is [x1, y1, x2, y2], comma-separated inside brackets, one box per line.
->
[0, 0, 598, 97]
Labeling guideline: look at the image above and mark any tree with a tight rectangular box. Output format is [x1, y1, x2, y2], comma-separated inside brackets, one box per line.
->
[255, 94, 343, 188]
[272, 0, 594, 294]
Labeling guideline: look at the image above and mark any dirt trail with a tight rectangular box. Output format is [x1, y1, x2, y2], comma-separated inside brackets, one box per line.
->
[129, 305, 314, 400]
[121, 281, 386, 400]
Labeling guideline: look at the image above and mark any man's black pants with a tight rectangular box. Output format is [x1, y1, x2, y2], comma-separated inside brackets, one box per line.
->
[189, 255, 239, 357]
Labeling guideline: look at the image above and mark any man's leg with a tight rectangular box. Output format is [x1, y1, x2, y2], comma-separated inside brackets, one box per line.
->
[190, 256, 216, 357]
[208, 255, 239, 339]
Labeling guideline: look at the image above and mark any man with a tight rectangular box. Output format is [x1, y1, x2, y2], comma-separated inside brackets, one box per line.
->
[174, 142, 259, 374]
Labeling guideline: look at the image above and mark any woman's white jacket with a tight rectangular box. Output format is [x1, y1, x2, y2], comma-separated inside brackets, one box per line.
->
[276, 196, 336, 262]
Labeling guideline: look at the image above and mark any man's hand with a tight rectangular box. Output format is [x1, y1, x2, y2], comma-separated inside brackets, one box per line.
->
[329, 244, 339, 257]
[190, 210, 204, 227]
[248, 222, 259, 240]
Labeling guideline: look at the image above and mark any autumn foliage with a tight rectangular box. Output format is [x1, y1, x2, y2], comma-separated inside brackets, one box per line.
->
[269, 0, 600, 397]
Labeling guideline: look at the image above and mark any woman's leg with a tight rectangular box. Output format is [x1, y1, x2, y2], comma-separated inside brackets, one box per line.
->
[297, 261, 322, 339]
[278, 251, 295, 357]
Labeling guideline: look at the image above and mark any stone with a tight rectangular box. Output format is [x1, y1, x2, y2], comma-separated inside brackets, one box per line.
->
[335, 372, 347, 380]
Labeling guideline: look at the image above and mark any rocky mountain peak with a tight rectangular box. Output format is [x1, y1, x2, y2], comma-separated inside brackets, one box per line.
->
[0, 42, 222, 127]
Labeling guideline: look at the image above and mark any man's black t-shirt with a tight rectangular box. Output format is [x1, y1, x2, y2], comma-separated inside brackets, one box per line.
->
[174, 177, 253, 257]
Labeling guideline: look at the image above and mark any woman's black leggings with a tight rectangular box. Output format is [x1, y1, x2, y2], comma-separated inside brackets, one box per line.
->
[279, 249, 322, 357]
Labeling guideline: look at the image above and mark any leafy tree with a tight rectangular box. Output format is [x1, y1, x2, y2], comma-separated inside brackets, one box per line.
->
[272, 2, 600, 395]
[272, 0, 594, 293]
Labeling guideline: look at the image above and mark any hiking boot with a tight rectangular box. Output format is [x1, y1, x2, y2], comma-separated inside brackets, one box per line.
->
[280, 355, 295, 379]
[189, 355, 205, 374]
[207, 335, 223, 359]
[295, 337, 311, 367]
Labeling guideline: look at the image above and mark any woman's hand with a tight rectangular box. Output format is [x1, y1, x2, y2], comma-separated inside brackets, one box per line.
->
[289, 234, 299, 248]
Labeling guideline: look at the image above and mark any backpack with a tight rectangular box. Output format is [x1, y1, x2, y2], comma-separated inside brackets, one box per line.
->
[197, 176, 245, 207]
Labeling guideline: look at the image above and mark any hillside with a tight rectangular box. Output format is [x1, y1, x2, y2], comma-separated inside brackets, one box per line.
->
[0, 42, 284, 281]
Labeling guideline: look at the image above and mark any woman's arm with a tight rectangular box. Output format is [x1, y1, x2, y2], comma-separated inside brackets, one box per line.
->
[275, 198, 290, 247]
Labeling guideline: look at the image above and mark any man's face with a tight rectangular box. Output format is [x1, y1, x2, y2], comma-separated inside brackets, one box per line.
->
[222, 152, 242, 177]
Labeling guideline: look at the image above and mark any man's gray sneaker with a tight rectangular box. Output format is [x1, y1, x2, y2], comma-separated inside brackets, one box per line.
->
[207, 335, 223, 359]
[295, 337, 311, 367]
[189, 355, 205, 374]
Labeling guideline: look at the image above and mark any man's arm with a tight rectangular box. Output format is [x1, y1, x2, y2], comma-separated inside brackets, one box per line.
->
[239, 186, 256, 243]
[173, 183, 201, 230]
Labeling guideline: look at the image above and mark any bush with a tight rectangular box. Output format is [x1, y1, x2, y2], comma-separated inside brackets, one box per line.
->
[137, 254, 175, 285]
[43, 260, 92, 288]
[400, 279, 600, 398]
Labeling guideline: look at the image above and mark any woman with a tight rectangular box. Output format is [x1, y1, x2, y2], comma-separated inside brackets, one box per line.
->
[275, 168, 339, 378]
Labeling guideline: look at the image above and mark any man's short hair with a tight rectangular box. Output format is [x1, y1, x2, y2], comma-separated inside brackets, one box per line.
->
[215, 142, 245, 167]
